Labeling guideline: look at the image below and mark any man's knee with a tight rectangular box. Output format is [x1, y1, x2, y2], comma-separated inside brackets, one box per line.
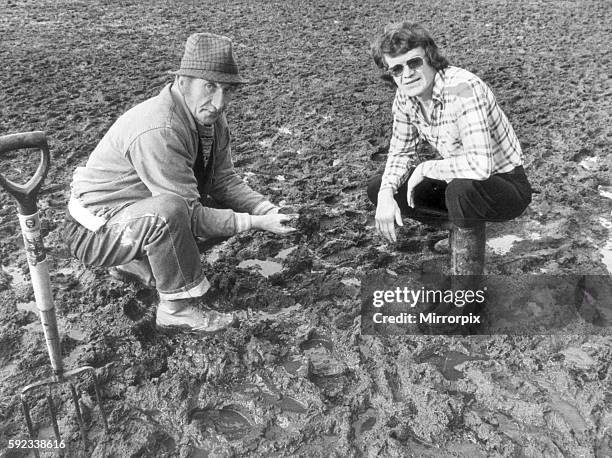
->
[445, 179, 480, 208]
[150, 194, 190, 224]
[444, 179, 484, 227]
[367, 174, 383, 205]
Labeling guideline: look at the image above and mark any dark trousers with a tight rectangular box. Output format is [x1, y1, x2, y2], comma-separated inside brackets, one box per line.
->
[367, 166, 532, 228]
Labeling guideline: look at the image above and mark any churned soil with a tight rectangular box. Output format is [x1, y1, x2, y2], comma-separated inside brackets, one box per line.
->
[1, 0, 611, 456]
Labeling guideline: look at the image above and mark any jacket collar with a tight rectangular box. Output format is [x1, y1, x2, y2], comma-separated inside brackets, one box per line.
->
[170, 82, 199, 135]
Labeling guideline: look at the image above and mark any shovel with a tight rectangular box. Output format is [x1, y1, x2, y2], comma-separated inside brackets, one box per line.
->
[0, 131, 109, 456]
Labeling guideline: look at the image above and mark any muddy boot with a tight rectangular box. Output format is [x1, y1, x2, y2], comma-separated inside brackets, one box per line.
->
[109, 258, 156, 288]
[156, 298, 237, 334]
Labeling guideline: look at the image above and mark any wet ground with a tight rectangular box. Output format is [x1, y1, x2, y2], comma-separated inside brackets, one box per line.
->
[1, 0, 611, 456]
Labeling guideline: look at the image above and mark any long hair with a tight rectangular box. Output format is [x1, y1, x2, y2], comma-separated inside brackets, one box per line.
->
[371, 22, 449, 84]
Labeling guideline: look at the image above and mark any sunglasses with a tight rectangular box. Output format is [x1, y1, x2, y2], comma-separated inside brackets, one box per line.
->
[385, 56, 425, 78]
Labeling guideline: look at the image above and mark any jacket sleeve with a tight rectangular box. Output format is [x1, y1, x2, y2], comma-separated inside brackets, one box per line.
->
[209, 119, 276, 215]
[127, 126, 250, 238]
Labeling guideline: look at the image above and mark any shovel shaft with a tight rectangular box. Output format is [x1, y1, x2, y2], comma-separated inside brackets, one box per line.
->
[17, 211, 63, 377]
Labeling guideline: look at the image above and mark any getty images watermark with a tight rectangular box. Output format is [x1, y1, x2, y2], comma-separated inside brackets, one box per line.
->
[371, 285, 486, 327]
[361, 271, 612, 336]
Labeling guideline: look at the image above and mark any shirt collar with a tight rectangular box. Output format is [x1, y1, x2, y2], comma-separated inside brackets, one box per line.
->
[431, 68, 446, 105]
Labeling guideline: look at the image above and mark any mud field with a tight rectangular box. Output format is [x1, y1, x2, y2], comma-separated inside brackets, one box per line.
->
[1, 0, 611, 456]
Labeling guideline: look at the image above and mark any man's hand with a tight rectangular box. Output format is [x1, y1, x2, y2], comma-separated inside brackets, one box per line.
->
[251, 214, 297, 235]
[406, 163, 427, 208]
[375, 188, 403, 243]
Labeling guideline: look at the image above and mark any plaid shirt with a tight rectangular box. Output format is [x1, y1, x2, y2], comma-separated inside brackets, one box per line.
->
[380, 66, 523, 192]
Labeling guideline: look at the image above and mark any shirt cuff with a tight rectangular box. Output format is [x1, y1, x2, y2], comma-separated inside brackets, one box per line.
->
[379, 180, 399, 194]
[234, 212, 252, 233]
[252, 200, 277, 215]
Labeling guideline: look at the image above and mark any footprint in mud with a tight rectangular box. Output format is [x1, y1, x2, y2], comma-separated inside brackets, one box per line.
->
[300, 335, 348, 397]
[281, 354, 310, 377]
[188, 406, 253, 441]
[300, 335, 344, 377]
[123, 289, 157, 321]
[352, 407, 377, 441]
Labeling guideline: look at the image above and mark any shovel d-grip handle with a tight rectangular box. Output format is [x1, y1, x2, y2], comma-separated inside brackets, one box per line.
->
[0, 131, 62, 377]
[0, 131, 50, 215]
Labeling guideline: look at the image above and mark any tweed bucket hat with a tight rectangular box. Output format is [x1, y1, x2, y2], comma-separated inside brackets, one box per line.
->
[170, 33, 247, 84]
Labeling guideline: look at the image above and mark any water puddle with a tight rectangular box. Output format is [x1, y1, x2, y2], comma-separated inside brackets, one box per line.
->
[248, 303, 302, 321]
[54, 267, 75, 276]
[66, 328, 86, 341]
[598, 216, 612, 275]
[0, 362, 18, 381]
[63, 347, 84, 368]
[2, 266, 28, 288]
[579, 156, 598, 171]
[275, 245, 298, 260]
[36, 424, 57, 440]
[341, 277, 360, 288]
[487, 235, 524, 255]
[205, 241, 230, 264]
[596, 188, 612, 274]
[189, 407, 252, 440]
[238, 259, 283, 278]
[17, 301, 38, 314]
[23, 321, 42, 334]
[416, 349, 485, 381]
[600, 241, 612, 275]
[599, 185, 612, 200]
[19, 307, 86, 342]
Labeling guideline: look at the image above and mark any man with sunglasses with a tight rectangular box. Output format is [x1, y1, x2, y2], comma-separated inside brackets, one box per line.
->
[367, 22, 532, 246]
[64, 33, 295, 334]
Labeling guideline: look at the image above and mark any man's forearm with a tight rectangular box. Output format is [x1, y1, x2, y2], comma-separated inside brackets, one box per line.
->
[420, 154, 492, 181]
[190, 202, 248, 238]
[210, 171, 272, 214]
